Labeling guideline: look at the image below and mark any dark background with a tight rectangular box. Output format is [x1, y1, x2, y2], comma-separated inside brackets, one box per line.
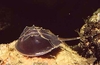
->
[0, 0, 100, 44]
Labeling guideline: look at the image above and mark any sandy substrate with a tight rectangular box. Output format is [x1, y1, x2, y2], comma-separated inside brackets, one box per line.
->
[0, 40, 90, 65]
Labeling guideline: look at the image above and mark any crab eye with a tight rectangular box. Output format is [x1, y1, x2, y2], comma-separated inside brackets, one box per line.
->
[15, 25, 61, 56]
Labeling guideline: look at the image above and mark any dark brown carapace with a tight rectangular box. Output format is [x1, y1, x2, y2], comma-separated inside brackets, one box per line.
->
[15, 25, 80, 57]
